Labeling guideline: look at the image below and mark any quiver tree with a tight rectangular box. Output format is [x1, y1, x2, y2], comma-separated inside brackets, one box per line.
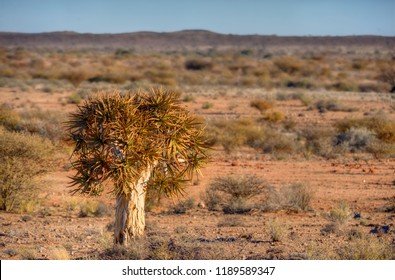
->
[67, 88, 207, 246]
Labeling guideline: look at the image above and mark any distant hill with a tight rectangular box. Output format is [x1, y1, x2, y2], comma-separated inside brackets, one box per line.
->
[0, 30, 393, 52]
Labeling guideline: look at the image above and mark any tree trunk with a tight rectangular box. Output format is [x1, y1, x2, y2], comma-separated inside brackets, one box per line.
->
[114, 166, 153, 246]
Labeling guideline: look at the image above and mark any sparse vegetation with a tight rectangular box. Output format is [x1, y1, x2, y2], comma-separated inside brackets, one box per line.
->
[1, 39, 394, 261]
[0, 128, 55, 212]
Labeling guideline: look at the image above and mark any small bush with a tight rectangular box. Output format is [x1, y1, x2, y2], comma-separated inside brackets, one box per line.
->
[331, 81, 358, 92]
[301, 126, 335, 157]
[201, 187, 222, 211]
[204, 118, 265, 152]
[222, 198, 252, 214]
[336, 115, 395, 144]
[201, 102, 213, 109]
[283, 183, 313, 211]
[2, 108, 67, 142]
[328, 202, 352, 225]
[204, 175, 268, 213]
[182, 94, 195, 102]
[250, 99, 274, 113]
[0, 128, 55, 212]
[67, 92, 82, 104]
[263, 111, 285, 124]
[79, 200, 110, 217]
[185, 59, 212, 71]
[210, 175, 266, 200]
[274, 56, 303, 74]
[171, 198, 195, 214]
[0, 106, 21, 130]
[333, 127, 376, 153]
[336, 236, 395, 260]
[259, 130, 298, 158]
[268, 219, 287, 242]
[314, 99, 354, 113]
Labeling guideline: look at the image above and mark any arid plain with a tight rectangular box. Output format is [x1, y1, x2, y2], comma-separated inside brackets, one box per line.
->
[0, 31, 394, 259]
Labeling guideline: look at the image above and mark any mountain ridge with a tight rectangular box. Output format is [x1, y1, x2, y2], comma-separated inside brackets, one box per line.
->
[0, 29, 393, 51]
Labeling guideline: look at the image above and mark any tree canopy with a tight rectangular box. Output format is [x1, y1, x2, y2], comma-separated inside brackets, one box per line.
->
[67, 88, 208, 199]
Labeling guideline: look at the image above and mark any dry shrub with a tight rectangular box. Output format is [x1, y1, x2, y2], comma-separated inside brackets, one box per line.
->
[101, 235, 220, 260]
[331, 81, 359, 92]
[301, 126, 335, 157]
[263, 111, 285, 124]
[170, 197, 195, 214]
[250, 99, 274, 113]
[201, 101, 213, 109]
[283, 183, 313, 211]
[0, 128, 55, 212]
[327, 202, 352, 225]
[49, 247, 70, 260]
[274, 56, 303, 74]
[314, 99, 355, 113]
[203, 175, 268, 213]
[185, 59, 213, 71]
[259, 129, 298, 158]
[1, 107, 66, 142]
[204, 118, 265, 152]
[17, 109, 66, 142]
[336, 115, 395, 144]
[62, 68, 92, 87]
[217, 216, 245, 227]
[377, 64, 395, 92]
[333, 127, 376, 153]
[268, 219, 287, 242]
[0, 105, 21, 130]
[79, 200, 111, 217]
[336, 236, 394, 260]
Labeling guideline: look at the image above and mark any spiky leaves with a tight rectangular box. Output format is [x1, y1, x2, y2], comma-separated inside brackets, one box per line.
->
[67, 88, 208, 199]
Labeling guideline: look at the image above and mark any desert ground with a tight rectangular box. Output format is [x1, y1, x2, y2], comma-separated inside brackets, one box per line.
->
[0, 34, 394, 259]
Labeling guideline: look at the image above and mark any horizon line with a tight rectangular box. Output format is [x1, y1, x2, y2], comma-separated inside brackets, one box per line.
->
[0, 29, 394, 37]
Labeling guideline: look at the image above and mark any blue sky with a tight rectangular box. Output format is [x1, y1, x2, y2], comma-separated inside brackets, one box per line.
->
[0, 0, 394, 35]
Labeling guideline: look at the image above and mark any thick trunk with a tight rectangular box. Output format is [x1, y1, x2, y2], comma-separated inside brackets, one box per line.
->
[114, 166, 152, 246]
